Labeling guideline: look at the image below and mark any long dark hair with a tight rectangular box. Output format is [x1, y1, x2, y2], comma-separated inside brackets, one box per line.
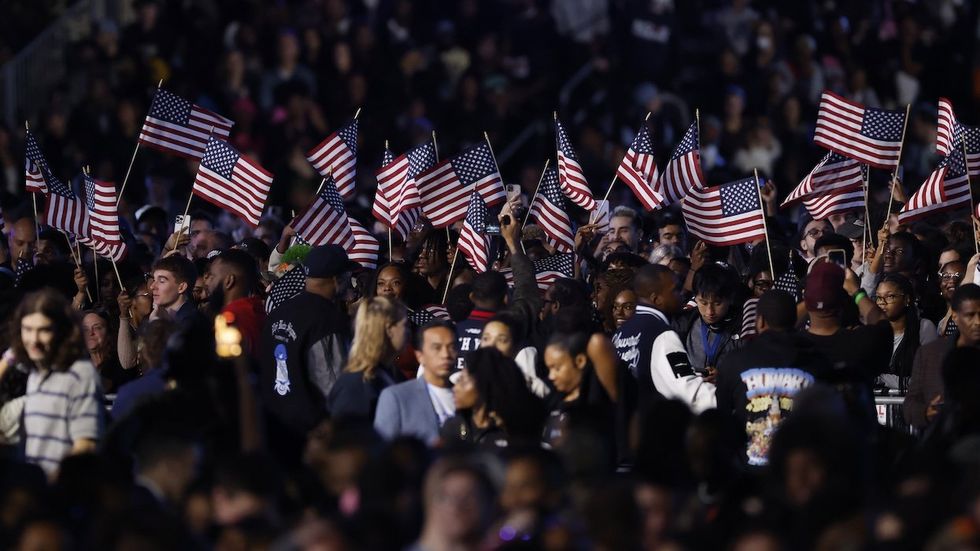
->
[11, 289, 85, 371]
[463, 347, 546, 443]
[879, 273, 920, 384]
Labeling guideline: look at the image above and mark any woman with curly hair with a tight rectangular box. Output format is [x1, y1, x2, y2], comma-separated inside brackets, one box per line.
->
[13, 289, 104, 477]
[442, 347, 546, 448]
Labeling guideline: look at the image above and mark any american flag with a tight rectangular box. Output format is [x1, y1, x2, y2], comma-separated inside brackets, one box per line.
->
[800, 185, 865, 221]
[502, 253, 575, 292]
[24, 129, 55, 194]
[81, 238, 128, 262]
[348, 218, 380, 270]
[14, 255, 33, 287]
[616, 121, 664, 211]
[372, 147, 398, 229]
[740, 297, 758, 339]
[44, 174, 90, 236]
[193, 137, 273, 228]
[408, 304, 451, 327]
[937, 97, 961, 157]
[682, 177, 766, 247]
[82, 173, 121, 245]
[290, 176, 355, 250]
[374, 140, 436, 239]
[774, 268, 802, 303]
[899, 148, 972, 223]
[307, 118, 358, 199]
[529, 166, 575, 253]
[417, 143, 505, 228]
[782, 152, 866, 221]
[657, 121, 706, 204]
[266, 266, 307, 314]
[939, 99, 980, 175]
[138, 88, 234, 159]
[555, 118, 597, 211]
[813, 91, 907, 170]
[457, 191, 492, 273]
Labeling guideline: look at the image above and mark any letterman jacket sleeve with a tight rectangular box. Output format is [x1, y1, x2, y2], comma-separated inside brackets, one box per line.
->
[649, 330, 717, 413]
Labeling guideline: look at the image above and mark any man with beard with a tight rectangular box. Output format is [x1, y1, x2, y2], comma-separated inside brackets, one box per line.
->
[261, 244, 356, 456]
[207, 249, 265, 355]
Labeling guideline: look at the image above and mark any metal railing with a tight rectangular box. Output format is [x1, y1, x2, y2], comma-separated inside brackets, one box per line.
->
[0, 0, 127, 127]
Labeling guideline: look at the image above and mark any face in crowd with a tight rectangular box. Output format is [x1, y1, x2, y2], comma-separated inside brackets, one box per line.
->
[151, 269, 187, 310]
[608, 215, 639, 252]
[415, 326, 458, 384]
[376, 265, 406, 301]
[799, 219, 831, 259]
[612, 289, 637, 329]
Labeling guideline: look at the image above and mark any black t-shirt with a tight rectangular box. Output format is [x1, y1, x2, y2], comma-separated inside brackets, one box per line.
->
[800, 320, 893, 386]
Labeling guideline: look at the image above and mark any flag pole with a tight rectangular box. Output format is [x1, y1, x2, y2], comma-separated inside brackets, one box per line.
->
[31, 194, 40, 236]
[442, 241, 459, 304]
[883, 103, 912, 229]
[25, 122, 41, 235]
[754, 169, 775, 279]
[432, 130, 439, 163]
[62, 230, 93, 303]
[964, 140, 979, 254]
[522, 159, 550, 230]
[110, 258, 124, 291]
[862, 166, 871, 266]
[116, 79, 162, 207]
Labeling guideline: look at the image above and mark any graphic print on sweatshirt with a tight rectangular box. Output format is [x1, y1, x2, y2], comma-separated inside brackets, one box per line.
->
[741, 367, 815, 466]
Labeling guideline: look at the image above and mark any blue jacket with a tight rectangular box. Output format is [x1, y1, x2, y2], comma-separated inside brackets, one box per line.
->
[374, 377, 440, 445]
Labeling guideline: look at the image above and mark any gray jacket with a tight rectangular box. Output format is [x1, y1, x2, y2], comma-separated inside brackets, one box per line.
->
[374, 377, 440, 445]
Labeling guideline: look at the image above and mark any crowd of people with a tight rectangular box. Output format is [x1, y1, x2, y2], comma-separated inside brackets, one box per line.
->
[2, 195, 980, 549]
[2, 0, 980, 549]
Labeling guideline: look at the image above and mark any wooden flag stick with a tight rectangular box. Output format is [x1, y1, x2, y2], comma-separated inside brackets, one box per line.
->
[93, 249, 100, 303]
[171, 190, 194, 255]
[522, 160, 550, 230]
[442, 243, 460, 304]
[883, 104, 913, 229]
[31, 194, 40, 236]
[110, 258, 125, 290]
[432, 130, 439, 163]
[862, 167, 871, 266]
[388, 227, 393, 261]
[964, 140, 979, 254]
[755, 169, 776, 279]
[484, 131, 501, 170]
[353, 107, 361, 120]
[62, 231, 92, 302]
[25, 121, 41, 235]
[116, 79, 162, 207]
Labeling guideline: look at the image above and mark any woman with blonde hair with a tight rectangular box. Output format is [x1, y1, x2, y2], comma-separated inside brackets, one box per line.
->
[326, 296, 410, 421]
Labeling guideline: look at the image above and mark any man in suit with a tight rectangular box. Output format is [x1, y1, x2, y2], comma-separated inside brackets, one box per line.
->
[905, 284, 980, 428]
[375, 321, 458, 445]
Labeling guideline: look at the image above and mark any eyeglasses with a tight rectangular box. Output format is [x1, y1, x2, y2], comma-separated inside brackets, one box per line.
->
[884, 247, 904, 257]
[874, 293, 906, 305]
[753, 279, 774, 290]
[938, 271, 963, 281]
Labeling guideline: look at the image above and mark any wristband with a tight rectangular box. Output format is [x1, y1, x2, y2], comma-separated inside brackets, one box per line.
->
[853, 290, 867, 305]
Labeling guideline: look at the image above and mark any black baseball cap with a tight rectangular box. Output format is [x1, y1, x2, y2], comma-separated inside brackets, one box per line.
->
[304, 244, 359, 278]
[836, 216, 865, 240]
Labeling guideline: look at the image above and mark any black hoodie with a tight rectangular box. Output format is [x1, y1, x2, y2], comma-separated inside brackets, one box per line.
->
[715, 330, 830, 467]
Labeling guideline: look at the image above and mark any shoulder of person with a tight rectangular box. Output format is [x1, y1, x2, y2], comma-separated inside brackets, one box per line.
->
[69, 359, 99, 378]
